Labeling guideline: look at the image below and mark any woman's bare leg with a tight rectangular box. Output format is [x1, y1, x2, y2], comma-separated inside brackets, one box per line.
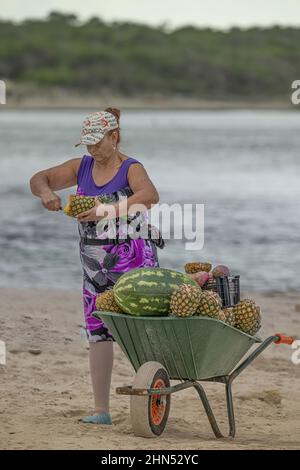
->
[89, 341, 114, 414]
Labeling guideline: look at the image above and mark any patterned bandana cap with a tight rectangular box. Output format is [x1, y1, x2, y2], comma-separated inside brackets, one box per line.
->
[75, 111, 119, 147]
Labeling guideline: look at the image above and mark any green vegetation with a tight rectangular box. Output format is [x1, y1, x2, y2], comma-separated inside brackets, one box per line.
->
[0, 11, 299, 99]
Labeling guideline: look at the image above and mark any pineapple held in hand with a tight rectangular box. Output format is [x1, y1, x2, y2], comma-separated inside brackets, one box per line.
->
[63, 195, 95, 217]
[233, 299, 261, 336]
[196, 290, 222, 318]
[170, 284, 202, 317]
[63, 194, 113, 218]
[95, 290, 123, 314]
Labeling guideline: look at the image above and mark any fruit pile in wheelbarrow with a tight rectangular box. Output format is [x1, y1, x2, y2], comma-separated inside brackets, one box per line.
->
[93, 264, 293, 439]
[96, 263, 260, 335]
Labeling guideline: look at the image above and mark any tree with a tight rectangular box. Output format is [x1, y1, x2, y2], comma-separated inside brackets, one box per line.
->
[47, 11, 78, 26]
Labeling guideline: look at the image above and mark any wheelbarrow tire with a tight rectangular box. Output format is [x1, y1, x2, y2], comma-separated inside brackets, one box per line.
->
[130, 361, 171, 438]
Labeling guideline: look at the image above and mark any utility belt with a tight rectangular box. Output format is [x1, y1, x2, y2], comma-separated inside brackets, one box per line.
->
[80, 224, 165, 248]
[80, 235, 138, 245]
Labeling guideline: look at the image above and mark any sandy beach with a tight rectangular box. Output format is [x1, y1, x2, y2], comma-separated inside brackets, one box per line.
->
[0, 287, 299, 450]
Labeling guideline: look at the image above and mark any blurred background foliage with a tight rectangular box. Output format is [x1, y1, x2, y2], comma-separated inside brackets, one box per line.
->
[0, 11, 299, 99]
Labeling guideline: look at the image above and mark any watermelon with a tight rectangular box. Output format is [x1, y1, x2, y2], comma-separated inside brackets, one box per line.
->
[113, 267, 199, 316]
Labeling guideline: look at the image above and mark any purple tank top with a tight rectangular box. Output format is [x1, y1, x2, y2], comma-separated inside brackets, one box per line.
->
[76, 155, 142, 196]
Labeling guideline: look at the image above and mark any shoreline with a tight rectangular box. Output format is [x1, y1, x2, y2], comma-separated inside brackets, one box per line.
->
[3, 101, 296, 111]
[0, 286, 299, 449]
[2, 89, 296, 111]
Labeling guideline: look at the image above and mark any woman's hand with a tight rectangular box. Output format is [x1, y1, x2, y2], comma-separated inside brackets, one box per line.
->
[76, 200, 112, 222]
[41, 189, 62, 211]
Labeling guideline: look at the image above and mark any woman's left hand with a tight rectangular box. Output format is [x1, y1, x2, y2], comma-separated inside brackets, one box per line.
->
[76, 200, 107, 222]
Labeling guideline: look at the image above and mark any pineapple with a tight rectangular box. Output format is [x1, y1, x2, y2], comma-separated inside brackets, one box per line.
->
[185, 262, 212, 274]
[233, 299, 261, 336]
[196, 290, 222, 318]
[63, 194, 113, 218]
[63, 195, 96, 217]
[170, 284, 202, 317]
[218, 307, 235, 326]
[95, 290, 123, 313]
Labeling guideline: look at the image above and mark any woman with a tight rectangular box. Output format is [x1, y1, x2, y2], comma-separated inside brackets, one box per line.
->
[30, 107, 163, 425]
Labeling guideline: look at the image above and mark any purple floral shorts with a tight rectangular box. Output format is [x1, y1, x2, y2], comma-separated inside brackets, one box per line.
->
[80, 238, 159, 342]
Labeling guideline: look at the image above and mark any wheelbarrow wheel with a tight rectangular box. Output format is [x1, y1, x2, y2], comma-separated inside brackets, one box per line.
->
[130, 361, 171, 438]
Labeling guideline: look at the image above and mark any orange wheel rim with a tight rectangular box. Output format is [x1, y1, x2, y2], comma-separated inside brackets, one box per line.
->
[150, 378, 167, 426]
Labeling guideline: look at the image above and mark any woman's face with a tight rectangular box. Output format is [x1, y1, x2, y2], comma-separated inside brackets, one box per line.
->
[87, 131, 117, 160]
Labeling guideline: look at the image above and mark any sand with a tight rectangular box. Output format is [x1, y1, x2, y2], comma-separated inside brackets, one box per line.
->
[0, 287, 299, 450]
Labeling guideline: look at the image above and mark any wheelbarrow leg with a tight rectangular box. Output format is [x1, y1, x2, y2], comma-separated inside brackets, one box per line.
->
[193, 380, 237, 439]
[221, 335, 289, 438]
[192, 382, 224, 438]
[225, 380, 235, 438]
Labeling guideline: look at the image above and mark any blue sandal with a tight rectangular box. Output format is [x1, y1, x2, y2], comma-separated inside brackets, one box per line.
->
[79, 412, 112, 425]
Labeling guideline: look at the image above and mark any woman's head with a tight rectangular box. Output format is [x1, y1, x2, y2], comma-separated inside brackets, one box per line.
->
[75, 107, 121, 159]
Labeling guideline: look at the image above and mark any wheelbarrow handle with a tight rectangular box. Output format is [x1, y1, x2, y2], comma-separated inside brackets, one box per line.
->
[274, 333, 294, 345]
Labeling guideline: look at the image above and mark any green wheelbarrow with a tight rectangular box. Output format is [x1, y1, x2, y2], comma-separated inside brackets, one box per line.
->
[93, 311, 293, 439]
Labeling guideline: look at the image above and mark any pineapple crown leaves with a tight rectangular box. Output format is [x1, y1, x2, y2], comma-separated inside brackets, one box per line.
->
[97, 195, 114, 204]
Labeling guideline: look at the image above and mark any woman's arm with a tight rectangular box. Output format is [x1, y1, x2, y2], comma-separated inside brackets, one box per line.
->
[116, 163, 159, 217]
[30, 158, 81, 211]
